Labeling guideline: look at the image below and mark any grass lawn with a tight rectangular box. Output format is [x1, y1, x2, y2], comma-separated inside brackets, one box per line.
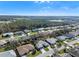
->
[51, 45, 55, 48]
[27, 50, 42, 57]
[0, 43, 16, 52]
[58, 49, 65, 55]
[65, 39, 74, 42]
[44, 47, 49, 51]
[0, 35, 2, 40]
[77, 35, 79, 38]
[15, 35, 21, 40]
[46, 56, 49, 57]
[57, 41, 65, 47]
[74, 43, 79, 46]
[29, 31, 38, 36]
[0, 48, 5, 52]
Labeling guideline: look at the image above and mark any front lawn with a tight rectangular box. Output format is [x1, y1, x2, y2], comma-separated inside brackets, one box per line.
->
[0, 34, 2, 40]
[27, 50, 42, 57]
[74, 43, 79, 46]
[0, 48, 5, 52]
[65, 39, 74, 42]
[56, 41, 65, 47]
[29, 32, 38, 36]
[0, 46, 12, 52]
[58, 49, 65, 55]
[44, 47, 49, 51]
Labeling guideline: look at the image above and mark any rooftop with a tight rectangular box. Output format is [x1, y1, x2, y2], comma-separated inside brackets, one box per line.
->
[56, 35, 68, 40]
[45, 38, 57, 45]
[36, 40, 49, 50]
[16, 44, 34, 56]
[0, 50, 16, 57]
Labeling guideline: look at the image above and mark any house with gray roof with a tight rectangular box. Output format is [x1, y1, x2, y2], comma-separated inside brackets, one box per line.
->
[69, 49, 79, 57]
[65, 34, 75, 39]
[68, 46, 79, 57]
[45, 38, 57, 45]
[36, 40, 49, 50]
[14, 31, 26, 36]
[2, 32, 13, 37]
[56, 35, 68, 40]
[69, 30, 79, 36]
[0, 50, 16, 57]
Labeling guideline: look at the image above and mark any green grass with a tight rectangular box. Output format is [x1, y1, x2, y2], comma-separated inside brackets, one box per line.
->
[27, 50, 42, 57]
[51, 45, 55, 48]
[0, 48, 5, 52]
[46, 56, 49, 57]
[57, 41, 65, 47]
[0, 35, 2, 40]
[0, 46, 12, 52]
[44, 47, 49, 51]
[29, 32, 38, 35]
[74, 43, 79, 46]
[58, 49, 65, 54]
[77, 35, 79, 38]
[14, 35, 21, 40]
[65, 39, 74, 42]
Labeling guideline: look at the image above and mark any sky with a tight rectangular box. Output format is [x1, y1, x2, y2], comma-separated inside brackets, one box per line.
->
[0, 1, 79, 16]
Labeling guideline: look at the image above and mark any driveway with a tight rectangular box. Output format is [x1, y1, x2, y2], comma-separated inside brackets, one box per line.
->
[37, 49, 54, 57]
[40, 49, 46, 53]
[48, 46, 52, 50]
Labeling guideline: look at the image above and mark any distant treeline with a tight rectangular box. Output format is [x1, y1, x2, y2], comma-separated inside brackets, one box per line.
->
[0, 20, 68, 34]
[0, 15, 79, 21]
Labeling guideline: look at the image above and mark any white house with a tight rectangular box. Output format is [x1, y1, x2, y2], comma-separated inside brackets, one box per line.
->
[0, 50, 16, 57]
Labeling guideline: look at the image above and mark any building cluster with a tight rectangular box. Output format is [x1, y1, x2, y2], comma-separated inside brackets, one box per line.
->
[0, 23, 79, 57]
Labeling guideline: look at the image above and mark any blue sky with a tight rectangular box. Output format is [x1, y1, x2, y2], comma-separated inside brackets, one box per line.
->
[0, 1, 79, 16]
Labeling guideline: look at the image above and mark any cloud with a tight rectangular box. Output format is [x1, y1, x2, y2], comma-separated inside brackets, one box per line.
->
[58, 6, 70, 11]
[34, 1, 50, 4]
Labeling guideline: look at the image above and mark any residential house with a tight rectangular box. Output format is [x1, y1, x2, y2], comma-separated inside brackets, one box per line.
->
[69, 48, 79, 57]
[2, 32, 13, 37]
[45, 38, 57, 45]
[69, 30, 79, 36]
[61, 53, 72, 57]
[65, 34, 75, 39]
[20, 36, 30, 41]
[0, 40, 7, 47]
[16, 44, 34, 56]
[0, 50, 16, 57]
[14, 31, 26, 36]
[24, 29, 31, 33]
[56, 35, 68, 40]
[36, 40, 49, 50]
